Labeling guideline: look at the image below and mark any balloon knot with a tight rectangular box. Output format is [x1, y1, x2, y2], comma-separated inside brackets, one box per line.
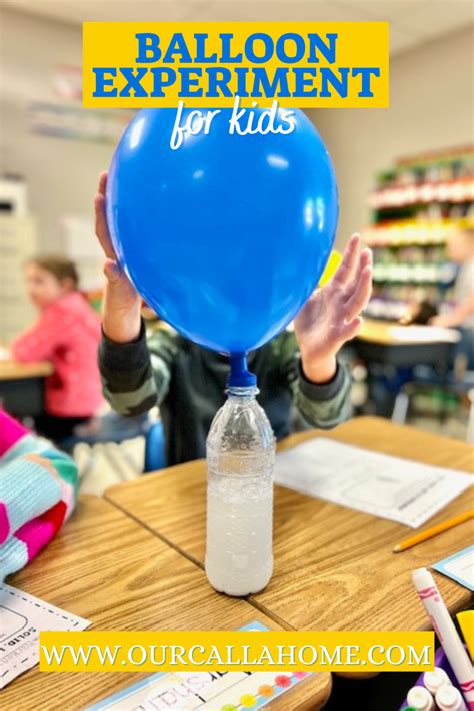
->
[228, 353, 257, 388]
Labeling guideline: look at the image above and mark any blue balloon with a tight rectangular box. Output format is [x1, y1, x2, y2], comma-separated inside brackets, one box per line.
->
[106, 107, 338, 356]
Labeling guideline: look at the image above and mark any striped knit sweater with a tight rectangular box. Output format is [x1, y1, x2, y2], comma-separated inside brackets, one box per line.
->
[0, 410, 78, 582]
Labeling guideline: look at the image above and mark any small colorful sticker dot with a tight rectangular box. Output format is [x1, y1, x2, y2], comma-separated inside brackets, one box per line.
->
[220, 705, 237, 711]
[258, 684, 274, 697]
[294, 671, 309, 679]
[275, 674, 292, 687]
[240, 694, 257, 708]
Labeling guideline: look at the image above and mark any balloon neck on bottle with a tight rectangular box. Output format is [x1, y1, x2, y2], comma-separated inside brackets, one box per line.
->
[228, 353, 257, 390]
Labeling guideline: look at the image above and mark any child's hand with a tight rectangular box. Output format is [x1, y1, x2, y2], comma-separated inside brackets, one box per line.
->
[294, 234, 372, 383]
[95, 172, 142, 343]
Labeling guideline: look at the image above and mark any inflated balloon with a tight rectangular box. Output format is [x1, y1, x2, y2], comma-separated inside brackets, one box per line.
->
[106, 107, 338, 360]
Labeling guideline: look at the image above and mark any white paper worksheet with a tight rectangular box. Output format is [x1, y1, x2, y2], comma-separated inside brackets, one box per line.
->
[0, 584, 90, 688]
[432, 545, 474, 591]
[274, 438, 472, 528]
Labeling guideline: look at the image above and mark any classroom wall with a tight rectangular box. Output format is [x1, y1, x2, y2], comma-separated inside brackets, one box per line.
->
[0, 7, 114, 252]
[0, 8, 473, 254]
[309, 25, 474, 247]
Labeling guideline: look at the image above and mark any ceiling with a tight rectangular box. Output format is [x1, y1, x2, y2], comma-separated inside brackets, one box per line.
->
[1, 0, 473, 55]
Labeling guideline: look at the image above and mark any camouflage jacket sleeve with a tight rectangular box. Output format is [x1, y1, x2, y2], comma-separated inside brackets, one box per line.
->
[273, 330, 352, 429]
[98, 321, 179, 416]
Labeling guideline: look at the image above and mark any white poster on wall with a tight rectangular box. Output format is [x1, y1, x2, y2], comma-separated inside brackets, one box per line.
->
[60, 214, 103, 290]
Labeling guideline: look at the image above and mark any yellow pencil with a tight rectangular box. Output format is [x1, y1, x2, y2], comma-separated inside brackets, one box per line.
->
[393, 509, 474, 552]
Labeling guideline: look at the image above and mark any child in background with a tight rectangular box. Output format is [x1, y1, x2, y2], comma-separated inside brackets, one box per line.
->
[0, 408, 78, 582]
[431, 227, 474, 369]
[10, 255, 103, 441]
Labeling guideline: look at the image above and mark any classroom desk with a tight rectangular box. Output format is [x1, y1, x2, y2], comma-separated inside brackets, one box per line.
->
[105, 417, 474, 634]
[2, 496, 331, 711]
[353, 319, 458, 368]
[0, 360, 53, 417]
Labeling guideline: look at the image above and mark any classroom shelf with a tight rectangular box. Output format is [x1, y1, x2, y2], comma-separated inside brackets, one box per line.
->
[369, 179, 474, 210]
[364, 145, 474, 319]
[363, 217, 473, 248]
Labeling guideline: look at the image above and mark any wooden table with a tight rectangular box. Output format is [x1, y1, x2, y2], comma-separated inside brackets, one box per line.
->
[0, 360, 53, 417]
[353, 319, 458, 368]
[2, 497, 331, 711]
[106, 417, 474, 633]
[352, 320, 460, 416]
[0, 361, 54, 381]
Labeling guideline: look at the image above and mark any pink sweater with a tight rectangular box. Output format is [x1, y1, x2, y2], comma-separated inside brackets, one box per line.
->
[11, 292, 103, 417]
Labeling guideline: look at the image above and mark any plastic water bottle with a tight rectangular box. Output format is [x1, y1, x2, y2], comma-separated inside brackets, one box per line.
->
[205, 364, 275, 597]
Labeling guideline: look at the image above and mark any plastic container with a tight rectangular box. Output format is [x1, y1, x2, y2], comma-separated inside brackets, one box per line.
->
[205, 383, 275, 596]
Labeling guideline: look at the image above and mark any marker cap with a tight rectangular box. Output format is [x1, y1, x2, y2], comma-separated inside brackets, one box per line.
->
[424, 667, 452, 693]
[435, 685, 468, 711]
[407, 685, 435, 711]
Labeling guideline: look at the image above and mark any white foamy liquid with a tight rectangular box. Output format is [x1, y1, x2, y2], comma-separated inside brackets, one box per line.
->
[205, 484, 273, 596]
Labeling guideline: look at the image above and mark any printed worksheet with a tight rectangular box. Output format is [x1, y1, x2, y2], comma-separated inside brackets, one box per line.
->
[432, 545, 474, 591]
[274, 438, 472, 528]
[0, 584, 90, 688]
[88, 670, 312, 710]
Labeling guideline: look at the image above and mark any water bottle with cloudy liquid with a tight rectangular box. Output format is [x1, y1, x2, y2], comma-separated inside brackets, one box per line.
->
[205, 364, 275, 597]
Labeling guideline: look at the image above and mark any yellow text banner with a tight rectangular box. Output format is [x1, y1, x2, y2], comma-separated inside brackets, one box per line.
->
[83, 22, 389, 108]
[40, 630, 433, 673]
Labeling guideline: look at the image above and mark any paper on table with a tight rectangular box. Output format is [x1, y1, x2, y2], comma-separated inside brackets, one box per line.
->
[0, 583, 90, 688]
[274, 438, 472, 528]
[388, 326, 460, 343]
[88, 670, 312, 711]
[432, 545, 474, 591]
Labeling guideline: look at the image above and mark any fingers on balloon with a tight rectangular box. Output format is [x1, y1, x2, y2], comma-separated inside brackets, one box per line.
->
[360, 246, 373, 267]
[345, 265, 373, 320]
[344, 247, 372, 302]
[98, 171, 108, 197]
[340, 316, 363, 340]
[94, 193, 106, 233]
[94, 192, 116, 260]
[103, 258, 121, 284]
[333, 233, 361, 287]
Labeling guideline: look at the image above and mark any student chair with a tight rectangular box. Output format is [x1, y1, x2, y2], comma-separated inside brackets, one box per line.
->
[60, 412, 166, 487]
[59, 411, 150, 452]
[143, 420, 166, 472]
[392, 364, 474, 444]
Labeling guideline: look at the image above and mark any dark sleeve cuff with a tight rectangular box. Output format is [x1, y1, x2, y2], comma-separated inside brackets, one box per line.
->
[298, 359, 345, 402]
[100, 319, 148, 367]
[99, 319, 152, 392]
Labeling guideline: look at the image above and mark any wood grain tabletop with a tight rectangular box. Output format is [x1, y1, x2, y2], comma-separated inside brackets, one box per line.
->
[0, 360, 53, 381]
[2, 497, 330, 711]
[105, 417, 474, 633]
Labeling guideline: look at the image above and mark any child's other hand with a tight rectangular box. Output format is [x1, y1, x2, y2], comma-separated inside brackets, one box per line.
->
[294, 234, 372, 384]
[95, 172, 142, 343]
